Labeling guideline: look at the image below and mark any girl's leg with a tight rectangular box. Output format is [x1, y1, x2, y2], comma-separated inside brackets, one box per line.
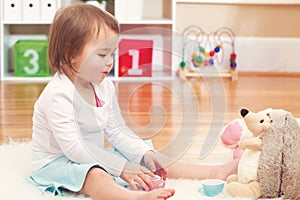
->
[167, 158, 240, 180]
[79, 167, 175, 200]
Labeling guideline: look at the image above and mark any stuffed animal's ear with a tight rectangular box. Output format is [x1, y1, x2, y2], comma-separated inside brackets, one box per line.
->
[240, 108, 249, 118]
[269, 109, 297, 130]
[283, 111, 299, 130]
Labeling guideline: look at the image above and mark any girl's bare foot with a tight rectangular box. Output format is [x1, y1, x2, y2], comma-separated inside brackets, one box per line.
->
[137, 188, 175, 200]
[215, 158, 240, 180]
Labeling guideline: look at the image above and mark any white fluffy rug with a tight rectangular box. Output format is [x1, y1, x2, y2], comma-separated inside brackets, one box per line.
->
[0, 141, 276, 200]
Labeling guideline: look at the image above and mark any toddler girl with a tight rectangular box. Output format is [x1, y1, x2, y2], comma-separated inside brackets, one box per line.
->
[29, 3, 238, 200]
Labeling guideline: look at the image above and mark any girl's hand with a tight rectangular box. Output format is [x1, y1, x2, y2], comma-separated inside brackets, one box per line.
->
[141, 151, 168, 181]
[120, 162, 155, 191]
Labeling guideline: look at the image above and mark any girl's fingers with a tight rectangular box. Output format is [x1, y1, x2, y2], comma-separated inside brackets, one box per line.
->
[141, 166, 155, 177]
[148, 160, 157, 172]
[139, 173, 154, 188]
[162, 168, 168, 180]
[129, 179, 138, 191]
[153, 158, 168, 180]
[135, 176, 149, 191]
[165, 169, 169, 180]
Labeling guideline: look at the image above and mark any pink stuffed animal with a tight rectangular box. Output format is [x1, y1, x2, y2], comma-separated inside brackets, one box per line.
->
[221, 119, 253, 159]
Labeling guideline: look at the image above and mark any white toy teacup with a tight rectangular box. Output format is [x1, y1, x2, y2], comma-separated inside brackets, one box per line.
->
[198, 179, 225, 197]
[146, 175, 165, 190]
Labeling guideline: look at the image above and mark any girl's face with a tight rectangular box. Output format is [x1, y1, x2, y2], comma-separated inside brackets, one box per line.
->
[74, 33, 118, 84]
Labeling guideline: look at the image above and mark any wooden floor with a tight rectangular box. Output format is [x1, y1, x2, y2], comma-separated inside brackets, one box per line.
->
[1, 74, 300, 163]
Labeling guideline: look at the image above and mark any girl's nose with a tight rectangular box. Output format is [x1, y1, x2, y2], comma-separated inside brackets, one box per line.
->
[105, 60, 113, 68]
[105, 56, 114, 67]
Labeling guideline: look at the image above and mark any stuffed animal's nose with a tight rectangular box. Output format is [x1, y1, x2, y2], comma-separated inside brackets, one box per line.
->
[241, 109, 249, 117]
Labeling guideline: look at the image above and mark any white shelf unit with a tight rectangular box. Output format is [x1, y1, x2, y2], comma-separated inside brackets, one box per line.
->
[0, 0, 61, 82]
[1, 0, 300, 82]
[0, 0, 177, 82]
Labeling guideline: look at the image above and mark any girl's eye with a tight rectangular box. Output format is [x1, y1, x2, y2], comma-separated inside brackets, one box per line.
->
[98, 53, 115, 57]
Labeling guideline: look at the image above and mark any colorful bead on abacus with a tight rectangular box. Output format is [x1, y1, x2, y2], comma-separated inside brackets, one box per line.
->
[195, 56, 203, 63]
[190, 44, 226, 68]
[191, 53, 197, 59]
[195, 62, 201, 67]
[204, 60, 209, 66]
[200, 46, 205, 53]
[214, 46, 220, 53]
[214, 44, 222, 53]
[192, 60, 199, 67]
[230, 52, 237, 70]
[192, 55, 203, 67]
[180, 61, 186, 69]
[230, 53, 237, 59]
[230, 62, 237, 68]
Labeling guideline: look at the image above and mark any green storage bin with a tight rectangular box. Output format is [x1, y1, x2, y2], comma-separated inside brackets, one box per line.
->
[13, 40, 50, 77]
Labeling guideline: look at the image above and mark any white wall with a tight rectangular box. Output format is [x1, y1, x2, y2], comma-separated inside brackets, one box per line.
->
[176, 2, 300, 72]
[236, 37, 300, 72]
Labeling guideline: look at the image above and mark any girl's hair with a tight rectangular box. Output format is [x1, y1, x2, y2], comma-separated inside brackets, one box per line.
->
[48, 3, 120, 73]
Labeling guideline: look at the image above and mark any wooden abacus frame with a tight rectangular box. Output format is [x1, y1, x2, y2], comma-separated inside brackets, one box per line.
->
[178, 26, 238, 81]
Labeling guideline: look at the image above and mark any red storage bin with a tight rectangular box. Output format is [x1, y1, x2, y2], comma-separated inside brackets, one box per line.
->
[118, 39, 153, 77]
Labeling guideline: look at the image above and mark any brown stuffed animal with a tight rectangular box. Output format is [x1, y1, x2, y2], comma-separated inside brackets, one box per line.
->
[258, 109, 300, 199]
[226, 108, 300, 199]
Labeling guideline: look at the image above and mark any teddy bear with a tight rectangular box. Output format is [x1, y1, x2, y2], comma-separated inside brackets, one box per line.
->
[225, 108, 300, 199]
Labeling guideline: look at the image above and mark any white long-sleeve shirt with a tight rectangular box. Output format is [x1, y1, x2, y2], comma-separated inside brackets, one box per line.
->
[31, 72, 153, 176]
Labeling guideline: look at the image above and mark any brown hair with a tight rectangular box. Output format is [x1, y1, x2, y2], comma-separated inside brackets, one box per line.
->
[48, 3, 120, 73]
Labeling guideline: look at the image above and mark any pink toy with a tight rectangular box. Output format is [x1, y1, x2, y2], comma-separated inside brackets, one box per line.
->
[221, 119, 253, 159]
[146, 175, 165, 190]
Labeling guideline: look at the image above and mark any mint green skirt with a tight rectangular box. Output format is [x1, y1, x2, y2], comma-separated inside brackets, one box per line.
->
[29, 141, 153, 196]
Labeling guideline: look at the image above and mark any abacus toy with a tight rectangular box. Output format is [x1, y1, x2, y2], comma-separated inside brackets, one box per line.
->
[179, 26, 238, 80]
